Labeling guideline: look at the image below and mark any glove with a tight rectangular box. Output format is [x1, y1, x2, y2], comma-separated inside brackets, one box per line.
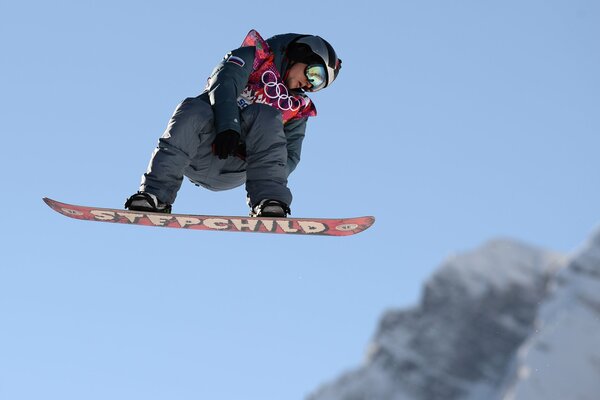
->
[212, 130, 241, 159]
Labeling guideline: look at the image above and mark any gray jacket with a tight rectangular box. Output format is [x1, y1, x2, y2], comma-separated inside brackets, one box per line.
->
[198, 33, 311, 175]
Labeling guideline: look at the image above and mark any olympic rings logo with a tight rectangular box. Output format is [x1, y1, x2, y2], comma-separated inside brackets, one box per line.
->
[261, 70, 302, 112]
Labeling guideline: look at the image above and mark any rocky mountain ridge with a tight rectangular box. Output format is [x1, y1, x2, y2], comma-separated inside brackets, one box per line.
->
[309, 232, 600, 400]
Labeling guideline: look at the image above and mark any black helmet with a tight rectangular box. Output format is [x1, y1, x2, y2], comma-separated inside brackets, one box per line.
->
[287, 35, 342, 91]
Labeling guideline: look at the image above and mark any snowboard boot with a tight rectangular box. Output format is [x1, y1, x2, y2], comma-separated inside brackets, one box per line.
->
[250, 199, 290, 218]
[124, 191, 172, 214]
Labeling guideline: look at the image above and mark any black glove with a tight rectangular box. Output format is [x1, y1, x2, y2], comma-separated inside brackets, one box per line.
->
[212, 130, 241, 159]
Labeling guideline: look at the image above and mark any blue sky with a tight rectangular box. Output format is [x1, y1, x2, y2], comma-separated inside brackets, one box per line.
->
[1, 1, 599, 399]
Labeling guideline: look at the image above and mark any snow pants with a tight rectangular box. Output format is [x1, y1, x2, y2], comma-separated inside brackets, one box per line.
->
[139, 96, 292, 207]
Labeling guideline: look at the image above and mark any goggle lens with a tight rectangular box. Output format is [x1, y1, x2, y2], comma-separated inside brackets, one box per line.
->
[305, 64, 327, 91]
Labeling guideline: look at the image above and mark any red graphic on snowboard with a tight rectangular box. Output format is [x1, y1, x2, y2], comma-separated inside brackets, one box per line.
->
[43, 198, 374, 237]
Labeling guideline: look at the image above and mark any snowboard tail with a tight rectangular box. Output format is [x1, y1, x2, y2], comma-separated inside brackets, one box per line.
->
[43, 198, 374, 236]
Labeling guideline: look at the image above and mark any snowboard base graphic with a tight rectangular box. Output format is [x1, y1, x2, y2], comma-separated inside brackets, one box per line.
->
[43, 198, 374, 237]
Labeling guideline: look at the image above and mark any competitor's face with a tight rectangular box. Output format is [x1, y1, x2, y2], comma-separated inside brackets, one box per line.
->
[285, 62, 312, 90]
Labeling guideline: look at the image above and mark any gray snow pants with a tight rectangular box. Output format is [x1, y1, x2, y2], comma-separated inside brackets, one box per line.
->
[139, 96, 292, 207]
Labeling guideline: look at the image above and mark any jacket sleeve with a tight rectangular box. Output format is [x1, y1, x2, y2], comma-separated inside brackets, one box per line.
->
[284, 117, 307, 176]
[205, 46, 255, 134]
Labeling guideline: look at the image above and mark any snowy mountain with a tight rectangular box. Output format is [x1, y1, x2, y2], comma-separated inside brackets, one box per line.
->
[501, 231, 600, 400]
[308, 231, 600, 400]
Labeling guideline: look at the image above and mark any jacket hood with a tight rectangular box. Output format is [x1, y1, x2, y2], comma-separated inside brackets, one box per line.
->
[265, 33, 308, 80]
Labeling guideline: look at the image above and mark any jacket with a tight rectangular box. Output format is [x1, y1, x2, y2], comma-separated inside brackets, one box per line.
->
[199, 30, 317, 175]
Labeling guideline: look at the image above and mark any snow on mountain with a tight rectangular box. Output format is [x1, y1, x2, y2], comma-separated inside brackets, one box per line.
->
[500, 230, 600, 399]
[307, 237, 577, 400]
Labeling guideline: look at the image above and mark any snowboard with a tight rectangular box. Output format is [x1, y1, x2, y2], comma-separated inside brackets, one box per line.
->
[43, 198, 374, 237]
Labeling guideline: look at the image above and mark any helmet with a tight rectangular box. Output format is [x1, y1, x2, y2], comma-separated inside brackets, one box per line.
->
[288, 35, 342, 91]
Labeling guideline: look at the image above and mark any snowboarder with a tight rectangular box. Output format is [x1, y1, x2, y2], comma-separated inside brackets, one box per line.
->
[125, 29, 342, 217]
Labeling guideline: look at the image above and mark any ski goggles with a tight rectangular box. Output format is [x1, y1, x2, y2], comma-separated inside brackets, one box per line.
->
[305, 64, 327, 92]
